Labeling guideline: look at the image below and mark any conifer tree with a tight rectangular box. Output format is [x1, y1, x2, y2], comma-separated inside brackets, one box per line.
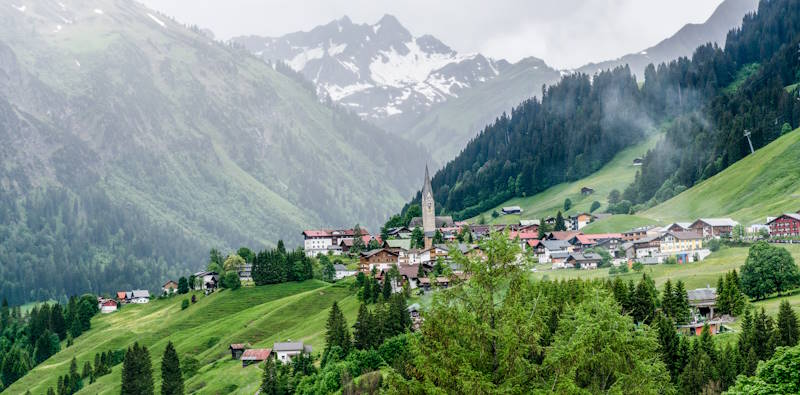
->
[353, 303, 373, 350]
[716, 275, 729, 315]
[776, 300, 799, 347]
[323, 302, 351, 357]
[381, 276, 392, 301]
[161, 341, 184, 395]
[351, 225, 365, 254]
[410, 227, 424, 249]
[655, 313, 682, 381]
[673, 280, 690, 324]
[121, 342, 154, 395]
[0, 297, 8, 330]
[177, 277, 189, 294]
[662, 279, 674, 319]
[632, 274, 657, 324]
[554, 211, 566, 231]
[49, 304, 67, 341]
[260, 355, 278, 394]
[81, 360, 92, 381]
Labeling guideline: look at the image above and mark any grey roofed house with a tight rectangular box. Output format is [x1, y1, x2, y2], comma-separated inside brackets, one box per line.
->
[131, 290, 150, 299]
[687, 287, 717, 306]
[551, 251, 570, 260]
[434, 243, 478, 254]
[273, 342, 312, 353]
[568, 252, 602, 261]
[408, 216, 454, 229]
[541, 239, 571, 252]
[501, 206, 522, 214]
[668, 231, 703, 240]
[384, 239, 411, 250]
[696, 218, 739, 227]
[519, 219, 540, 226]
[333, 264, 348, 272]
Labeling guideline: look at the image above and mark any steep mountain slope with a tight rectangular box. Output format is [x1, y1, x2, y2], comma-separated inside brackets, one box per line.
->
[468, 133, 662, 224]
[577, 0, 758, 78]
[232, 15, 560, 147]
[0, 0, 428, 304]
[643, 127, 800, 224]
[4, 281, 360, 394]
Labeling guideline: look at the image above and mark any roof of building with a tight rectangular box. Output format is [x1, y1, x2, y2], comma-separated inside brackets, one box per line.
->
[508, 231, 539, 240]
[519, 219, 541, 226]
[687, 287, 717, 302]
[333, 264, 350, 271]
[633, 235, 661, 245]
[541, 239, 571, 251]
[407, 303, 420, 312]
[624, 226, 655, 234]
[386, 227, 411, 235]
[229, 343, 247, 350]
[527, 239, 541, 248]
[668, 231, 703, 240]
[695, 218, 739, 227]
[583, 233, 623, 240]
[273, 342, 312, 353]
[767, 213, 800, 224]
[567, 252, 602, 262]
[547, 231, 581, 240]
[384, 239, 411, 250]
[101, 300, 117, 306]
[163, 280, 178, 287]
[360, 248, 399, 258]
[434, 243, 479, 254]
[398, 264, 419, 279]
[131, 290, 150, 298]
[419, 277, 431, 284]
[551, 251, 571, 259]
[572, 234, 598, 245]
[116, 291, 127, 300]
[302, 228, 366, 238]
[502, 206, 522, 212]
[241, 349, 272, 361]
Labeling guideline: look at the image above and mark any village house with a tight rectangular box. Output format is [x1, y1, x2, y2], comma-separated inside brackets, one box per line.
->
[664, 222, 693, 233]
[568, 234, 598, 251]
[238, 264, 253, 282]
[386, 226, 412, 239]
[545, 231, 582, 241]
[632, 236, 661, 260]
[194, 271, 219, 291]
[359, 248, 399, 272]
[241, 349, 272, 367]
[687, 286, 717, 321]
[162, 280, 178, 294]
[99, 299, 118, 313]
[116, 291, 128, 302]
[501, 206, 523, 215]
[659, 231, 704, 257]
[229, 344, 247, 360]
[568, 213, 593, 230]
[273, 342, 312, 364]
[544, 216, 557, 226]
[583, 233, 623, 253]
[301, 229, 357, 257]
[539, 239, 572, 263]
[565, 252, 602, 270]
[632, 157, 643, 166]
[129, 290, 150, 304]
[581, 186, 595, 195]
[550, 251, 571, 268]
[519, 219, 540, 228]
[334, 264, 356, 280]
[509, 231, 539, 250]
[622, 226, 654, 241]
[767, 213, 800, 238]
[689, 218, 739, 239]
[339, 234, 381, 254]
[384, 239, 411, 251]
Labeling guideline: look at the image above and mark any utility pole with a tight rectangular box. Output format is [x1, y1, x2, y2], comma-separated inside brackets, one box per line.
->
[744, 129, 754, 154]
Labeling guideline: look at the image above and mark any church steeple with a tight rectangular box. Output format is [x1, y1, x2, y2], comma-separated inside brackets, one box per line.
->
[421, 165, 435, 244]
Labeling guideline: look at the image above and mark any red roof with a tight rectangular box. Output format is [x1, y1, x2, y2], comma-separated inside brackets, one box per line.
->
[509, 231, 538, 240]
[101, 300, 117, 307]
[241, 349, 272, 361]
[527, 239, 541, 248]
[549, 231, 581, 240]
[229, 344, 247, 350]
[303, 229, 370, 238]
[574, 235, 598, 245]
[116, 292, 127, 300]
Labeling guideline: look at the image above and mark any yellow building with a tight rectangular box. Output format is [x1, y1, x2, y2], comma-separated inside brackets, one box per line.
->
[659, 231, 703, 254]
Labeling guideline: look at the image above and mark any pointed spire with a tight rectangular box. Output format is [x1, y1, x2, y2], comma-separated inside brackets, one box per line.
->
[423, 164, 432, 197]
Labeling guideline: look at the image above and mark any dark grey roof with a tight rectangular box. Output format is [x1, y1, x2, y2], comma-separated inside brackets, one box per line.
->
[131, 290, 150, 298]
[541, 239, 570, 251]
[568, 253, 601, 262]
[333, 264, 349, 271]
[687, 287, 717, 302]
[408, 216, 454, 229]
[551, 251, 570, 259]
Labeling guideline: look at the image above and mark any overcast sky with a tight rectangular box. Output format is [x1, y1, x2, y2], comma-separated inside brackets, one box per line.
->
[140, 0, 725, 69]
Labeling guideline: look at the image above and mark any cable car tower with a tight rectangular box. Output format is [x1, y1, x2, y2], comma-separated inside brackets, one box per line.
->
[744, 129, 754, 154]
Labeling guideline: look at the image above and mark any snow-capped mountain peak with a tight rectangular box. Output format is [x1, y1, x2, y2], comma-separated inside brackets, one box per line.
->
[232, 14, 510, 127]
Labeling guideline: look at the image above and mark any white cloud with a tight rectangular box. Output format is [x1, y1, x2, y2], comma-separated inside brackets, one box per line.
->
[140, 0, 725, 69]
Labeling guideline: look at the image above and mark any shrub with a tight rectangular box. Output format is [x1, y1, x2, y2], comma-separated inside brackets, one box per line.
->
[181, 299, 189, 310]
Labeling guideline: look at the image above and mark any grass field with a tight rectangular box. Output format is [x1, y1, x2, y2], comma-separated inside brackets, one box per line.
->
[6, 280, 360, 394]
[644, 128, 800, 225]
[469, 133, 662, 225]
[580, 215, 660, 233]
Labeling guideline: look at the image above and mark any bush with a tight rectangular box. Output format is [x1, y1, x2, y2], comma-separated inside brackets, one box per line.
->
[181, 299, 189, 310]
[707, 238, 721, 252]
[221, 271, 241, 290]
[664, 256, 678, 265]
[590, 201, 601, 213]
[181, 355, 200, 379]
[632, 261, 644, 272]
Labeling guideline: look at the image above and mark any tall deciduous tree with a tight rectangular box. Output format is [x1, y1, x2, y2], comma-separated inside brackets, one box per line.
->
[741, 242, 800, 299]
[160, 341, 184, 395]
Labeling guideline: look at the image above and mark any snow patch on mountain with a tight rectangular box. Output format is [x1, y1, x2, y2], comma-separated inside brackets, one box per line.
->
[147, 13, 166, 28]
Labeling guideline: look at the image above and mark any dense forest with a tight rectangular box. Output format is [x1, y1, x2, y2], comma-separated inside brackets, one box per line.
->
[411, 0, 800, 219]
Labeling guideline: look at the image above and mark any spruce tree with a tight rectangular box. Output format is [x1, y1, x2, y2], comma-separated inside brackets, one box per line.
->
[81, 360, 92, 381]
[160, 341, 184, 395]
[554, 211, 566, 231]
[49, 304, 67, 340]
[0, 297, 9, 330]
[351, 225, 365, 254]
[121, 342, 154, 395]
[260, 356, 278, 395]
[655, 313, 682, 381]
[673, 280, 690, 324]
[177, 277, 189, 294]
[381, 276, 392, 301]
[776, 300, 799, 347]
[662, 279, 674, 319]
[324, 302, 351, 356]
[632, 274, 657, 324]
[716, 275, 729, 315]
[353, 303, 373, 350]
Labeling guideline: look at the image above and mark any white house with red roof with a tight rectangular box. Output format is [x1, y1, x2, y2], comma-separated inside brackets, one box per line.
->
[302, 228, 369, 256]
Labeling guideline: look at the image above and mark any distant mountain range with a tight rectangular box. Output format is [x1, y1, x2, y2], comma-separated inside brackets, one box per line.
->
[0, 0, 428, 303]
[577, 0, 759, 78]
[233, 0, 758, 162]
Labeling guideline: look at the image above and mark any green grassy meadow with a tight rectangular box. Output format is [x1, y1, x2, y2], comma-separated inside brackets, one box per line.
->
[470, 133, 662, 225]
[580, 215, 660, 233]
[644, 128, 800, 225]
[6, 280, 360, 394]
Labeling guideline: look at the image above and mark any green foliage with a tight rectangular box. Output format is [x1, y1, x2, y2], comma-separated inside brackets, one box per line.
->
[221, 271, 241, 290]
[776, 300, 799, 347]
[589, 200, 601, 213]
[741, 242, 800, 300]
[181, 299, 189, 310]
[717, 270, 746, 316]
[563, 198, 572, 211]
[351, 225, 366, 255]
[160, 341, 184, 395]
[410, 227, 424, 249]
[323, 302, 352, 360]
[727, 344, 800, 394]
[121, 342, 153, 395]
[554, 211, 566, 231]
[432, 229, 444, 245]
[320, 255, 336, 283]
[632, 261, 644, 273]
[223, 254, 246, 272]
[177, 277, 189, 294]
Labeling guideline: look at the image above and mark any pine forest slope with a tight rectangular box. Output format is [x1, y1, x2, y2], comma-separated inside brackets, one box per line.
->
[643, 127, 800, 225]
[468, 132, 662, 224]
[0, 0, 428, 304]
[4, 280, 360, 394]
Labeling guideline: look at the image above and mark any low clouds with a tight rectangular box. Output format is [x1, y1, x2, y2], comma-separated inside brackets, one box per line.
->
[141, 0, 722, 69]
